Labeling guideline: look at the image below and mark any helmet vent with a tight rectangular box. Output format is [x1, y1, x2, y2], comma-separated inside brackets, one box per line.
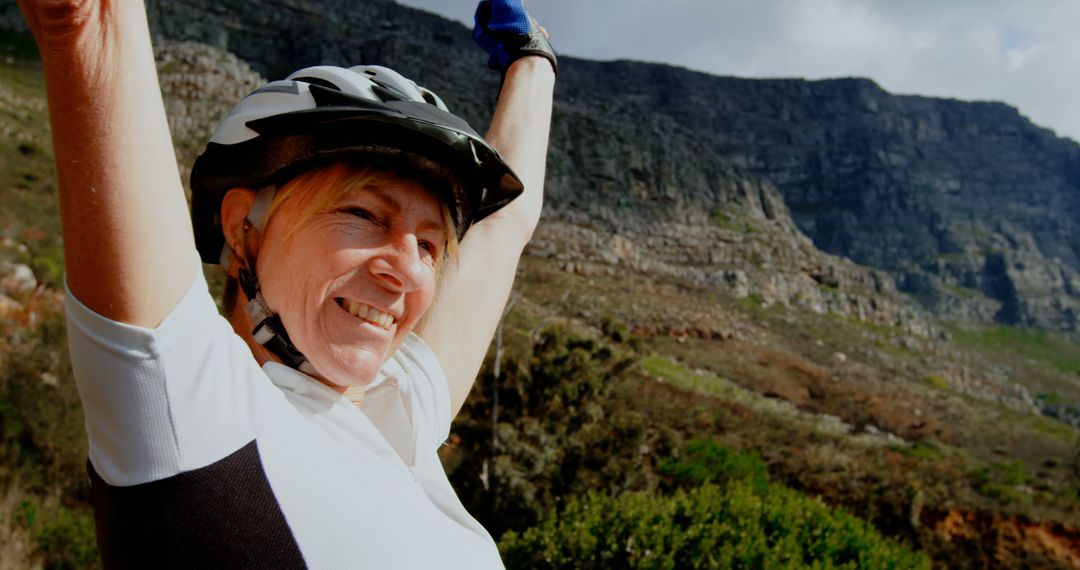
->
[371, 83, 410, 103]
[294, 77, 342, 91]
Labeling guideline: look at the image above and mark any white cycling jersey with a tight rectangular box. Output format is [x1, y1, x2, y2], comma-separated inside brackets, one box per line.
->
[65, 267, 502, 569]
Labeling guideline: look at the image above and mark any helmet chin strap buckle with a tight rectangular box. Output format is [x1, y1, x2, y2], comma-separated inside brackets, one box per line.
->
[239, 267, 318, 376]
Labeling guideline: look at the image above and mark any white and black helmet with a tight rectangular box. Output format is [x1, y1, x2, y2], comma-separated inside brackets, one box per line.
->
[190, 64, 523, 264]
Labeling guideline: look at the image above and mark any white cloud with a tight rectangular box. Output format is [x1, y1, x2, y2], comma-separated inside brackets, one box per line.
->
[395, 0, 1080, 142]
[1005, 41, 1046, 71]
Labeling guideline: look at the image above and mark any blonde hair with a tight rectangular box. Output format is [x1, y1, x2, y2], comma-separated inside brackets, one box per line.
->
[269, 161, 459, 259]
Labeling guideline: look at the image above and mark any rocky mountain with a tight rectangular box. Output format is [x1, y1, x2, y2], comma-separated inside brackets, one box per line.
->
[560, 63, 1080, 330]
[3, 0, 1076, 331]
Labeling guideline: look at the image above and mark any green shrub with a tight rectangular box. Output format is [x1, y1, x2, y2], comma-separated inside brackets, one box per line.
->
[34, 504, 98, 570]
[16, 496, 99, 570]
[901, 440, 947, 462]
[968, 461, 1030, 505]
[658, 437, 769, 494]
[500, 482, 930, 569]
[996, 460, 1027, 486]
[598, 315, 644, 351]
[449, 324, 651, 536]
[27, 239, 66, 289]
[923, 374, 949, 391]
[599, 315, 631, 343]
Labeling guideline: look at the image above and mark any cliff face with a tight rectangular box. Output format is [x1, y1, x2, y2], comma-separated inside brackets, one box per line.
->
[4, 0, 1076, 330]
[556, 61, 1080, 330]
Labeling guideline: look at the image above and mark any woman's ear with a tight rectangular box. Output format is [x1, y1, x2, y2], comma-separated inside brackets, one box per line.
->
[220, 187, 257, 277]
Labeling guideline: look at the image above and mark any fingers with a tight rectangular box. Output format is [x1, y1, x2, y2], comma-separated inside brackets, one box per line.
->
[473, 0, 556, 76]
[15, 0, 103, 54]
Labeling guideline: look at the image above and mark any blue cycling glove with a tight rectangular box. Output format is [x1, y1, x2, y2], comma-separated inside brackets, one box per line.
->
[473, 0, 557, 76]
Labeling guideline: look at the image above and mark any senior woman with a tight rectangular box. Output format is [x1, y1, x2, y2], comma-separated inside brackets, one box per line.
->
[18, 0, 554, 567]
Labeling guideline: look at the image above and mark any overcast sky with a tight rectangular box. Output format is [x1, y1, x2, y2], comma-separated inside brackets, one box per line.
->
[395, 0, 1080, 143]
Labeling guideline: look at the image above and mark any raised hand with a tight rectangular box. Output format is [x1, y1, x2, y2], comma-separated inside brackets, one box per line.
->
[15, 0, 105, 56]
[472, 0, 557, 76]
[15, 0, 198, 327]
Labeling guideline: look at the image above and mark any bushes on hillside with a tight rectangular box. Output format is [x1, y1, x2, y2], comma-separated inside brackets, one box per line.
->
[447, 323, 658, 535]
[0, 291, 87, 493]
[658, 437, 770, 494]
[14, 496, 98, 570]
[0, 289, 98, 568]
[450, 322, 930, 567]
[499, 482, 930, 569]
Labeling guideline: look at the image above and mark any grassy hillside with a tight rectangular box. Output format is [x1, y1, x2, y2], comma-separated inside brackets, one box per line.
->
[462, 256, 1079, 567]
[1, 30, 1079, 568]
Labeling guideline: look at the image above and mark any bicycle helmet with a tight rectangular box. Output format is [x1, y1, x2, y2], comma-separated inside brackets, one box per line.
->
[190, 64, 524, 265]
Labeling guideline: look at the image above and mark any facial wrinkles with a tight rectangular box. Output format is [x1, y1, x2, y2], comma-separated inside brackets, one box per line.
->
[252, 179, 445, 387]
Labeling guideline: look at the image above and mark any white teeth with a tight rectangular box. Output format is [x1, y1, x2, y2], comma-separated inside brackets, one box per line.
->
[344, 299, 394, 330]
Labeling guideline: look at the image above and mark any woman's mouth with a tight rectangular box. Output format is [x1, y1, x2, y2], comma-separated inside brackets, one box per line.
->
[336, 298, 396, 330]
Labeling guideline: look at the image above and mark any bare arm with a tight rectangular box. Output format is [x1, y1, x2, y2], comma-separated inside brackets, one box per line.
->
[19, 0, 197, 327]
[417, 56, 555, 415]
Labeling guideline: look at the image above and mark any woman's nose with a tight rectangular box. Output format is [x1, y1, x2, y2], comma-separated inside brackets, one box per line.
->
[369, 236, 428, 292]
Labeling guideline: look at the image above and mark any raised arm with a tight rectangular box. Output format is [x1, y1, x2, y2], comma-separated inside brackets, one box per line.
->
[18, 0, 198, 327]
[417, 0, 556, 415]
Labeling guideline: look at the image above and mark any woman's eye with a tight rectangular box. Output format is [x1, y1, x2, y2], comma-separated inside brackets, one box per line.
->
[344, 208, 383, 227]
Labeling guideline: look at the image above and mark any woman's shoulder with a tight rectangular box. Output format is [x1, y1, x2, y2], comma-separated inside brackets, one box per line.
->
[65, 267, 224, 359]
[66, 265, 271, 486]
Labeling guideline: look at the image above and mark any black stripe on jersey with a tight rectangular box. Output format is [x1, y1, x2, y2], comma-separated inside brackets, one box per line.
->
[88, 440, 306, 569]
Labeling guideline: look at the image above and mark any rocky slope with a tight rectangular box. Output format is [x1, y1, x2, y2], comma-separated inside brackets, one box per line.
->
[558, 62, 1080, 330]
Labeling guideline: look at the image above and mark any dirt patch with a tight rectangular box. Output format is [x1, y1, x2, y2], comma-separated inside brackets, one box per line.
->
[924, 508, 1080, 568]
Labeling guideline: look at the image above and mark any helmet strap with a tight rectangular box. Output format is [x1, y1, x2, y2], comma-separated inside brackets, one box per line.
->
[232, 185, 318, 376]
[238, 266, 317, 376]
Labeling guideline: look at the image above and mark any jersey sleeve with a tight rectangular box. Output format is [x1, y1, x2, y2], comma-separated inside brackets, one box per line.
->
[65, 268, 268, 486]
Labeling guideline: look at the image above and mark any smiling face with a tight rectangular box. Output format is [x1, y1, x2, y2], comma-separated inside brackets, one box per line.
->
[250, 163, 450, 389]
